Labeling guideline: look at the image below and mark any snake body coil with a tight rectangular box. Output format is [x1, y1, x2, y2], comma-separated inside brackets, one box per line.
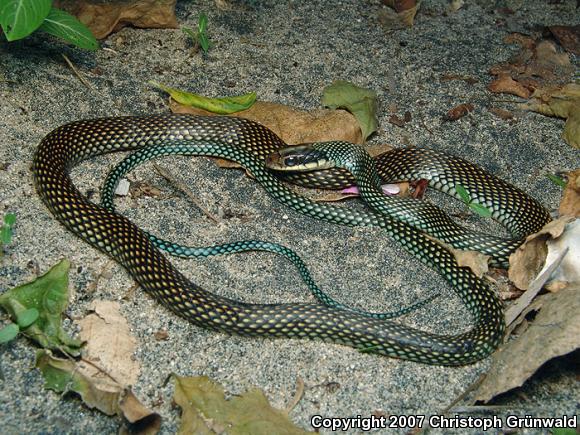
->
[32, 114, 548, 365]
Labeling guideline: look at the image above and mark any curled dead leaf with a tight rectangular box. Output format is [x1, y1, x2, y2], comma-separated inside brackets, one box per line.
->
[549, 24, 580, 56]
[473, 284, 580, 403]
[488, 107, 515, 121]
[559, 169, 580, 216]
[54, 0, 178, 39]
[169, 99, 362, 145]
[452, 249, 490, 278]
[508, 216, 576, 290]
[36, 350, 160, 431]
[519, 83, 580, 148]
[379, 0, 421, 29]
[488, 73, 531, 99]
[443, 103, 474, 121]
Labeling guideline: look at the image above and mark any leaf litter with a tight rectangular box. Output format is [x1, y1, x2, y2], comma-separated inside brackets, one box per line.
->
[54, 0, 178, 39]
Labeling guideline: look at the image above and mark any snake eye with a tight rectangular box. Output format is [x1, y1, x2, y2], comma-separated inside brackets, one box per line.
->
[284, 156, 299, 166]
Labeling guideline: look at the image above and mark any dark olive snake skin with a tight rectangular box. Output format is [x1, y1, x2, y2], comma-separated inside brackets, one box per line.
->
[32, 114, 550, 365]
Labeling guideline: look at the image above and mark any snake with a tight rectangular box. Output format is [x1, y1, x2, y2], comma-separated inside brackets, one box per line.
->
[32, 114, 550, 365]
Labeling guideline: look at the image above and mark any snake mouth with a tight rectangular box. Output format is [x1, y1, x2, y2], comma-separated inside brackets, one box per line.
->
[265, 145, 335, 172]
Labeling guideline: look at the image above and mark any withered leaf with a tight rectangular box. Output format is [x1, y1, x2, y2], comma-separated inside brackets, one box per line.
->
[508, 216, 576, 290]
[548, 25, 580, 56]
[488, 107, 515, 121]
[77, 300, 140, 387]
[172, 375, 310, 435]
[380, 0, 420, 28]
[488, 74, 531, 99]
[169, 99, 362, 146]
[519, 83, 580, 148]
[559, 169, 580, 216]
[443, 103, 474, 121]
[36, 350, 160, 431]
[54, 0, 178, 39]
[473, 284, 580, 403]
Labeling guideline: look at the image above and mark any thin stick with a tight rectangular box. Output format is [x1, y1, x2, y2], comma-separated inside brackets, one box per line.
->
[153, 163, 221, 224]
[61, 54, 93, 89]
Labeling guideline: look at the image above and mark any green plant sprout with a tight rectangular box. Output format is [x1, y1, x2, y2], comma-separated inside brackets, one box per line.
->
[546, 174, 567, 188]
[0, 213, 16, 256]
[0, 0, 98, 50]
[455, 184, 493, 218]
[182, 12, 209, 54]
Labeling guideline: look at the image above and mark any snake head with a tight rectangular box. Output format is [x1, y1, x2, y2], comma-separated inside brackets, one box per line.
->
[265, 145, 335, 172]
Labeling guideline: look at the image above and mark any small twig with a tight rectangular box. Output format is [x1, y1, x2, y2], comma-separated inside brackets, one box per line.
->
[153, 162, 221, 224]
[285, 376, 305, 414]
[61, 54, 93, 89]
[504, 247, 568, 327]
[101, 47, 118, 55]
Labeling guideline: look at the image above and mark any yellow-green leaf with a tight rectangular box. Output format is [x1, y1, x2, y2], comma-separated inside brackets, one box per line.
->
[172, 375, 310, 435]
[0, 260, 82, 355]
[322, 80, 378, 141]
[150, 81, 256, 114]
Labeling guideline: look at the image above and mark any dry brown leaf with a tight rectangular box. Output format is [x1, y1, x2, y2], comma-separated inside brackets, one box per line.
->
[154, 329, 169, 341]
[77, 300, 140, 386]
[388, 111, 412, 127]
[529, 40, 572, 81]
[473, 284, 580, 403]
[452, 249, 490, 277]
[542, 219, 580, 291]
[170, 99, 363, 172]
[489, 36, 574, 102]
[36, 351, 160, 432]
[488, 73, 531, 98]
[519, 84, 580, 148]
[169, 99, 363, 145]
[54, 0, 178, 39]
[443, 103, 474, 121]
[508, 216, 575, 290]
[549, 24, 580, 56]
[559, 169, 580, 216]
[488, 107, 515, 121]
[378, 0, 420, 29]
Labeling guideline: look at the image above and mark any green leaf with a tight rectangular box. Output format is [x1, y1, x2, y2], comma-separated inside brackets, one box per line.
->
[39, 8, 98, 51]
[469, 202, 493, 218]
[3, 213, 16, 227]
[199, 32, 209, 53]
[552, 429, 578, 435]
[149, 81, 256, 114]
[0, 0, 51, 41]
[546, 174, 567, 188]
[16, 307, 39, 328]
[455, 184, 471, 204]
[181, 26, 197, 41]
[0, 259, 82, 355]
[198, 13, 207, 33]
[172, 375, 310, 435]
[0, 226, 12, 245]
[322, 80, 378, 141]
[0, 323, 19, 344]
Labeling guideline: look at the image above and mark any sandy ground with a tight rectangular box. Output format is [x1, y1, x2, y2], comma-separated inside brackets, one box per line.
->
[0, 0, 579, 433]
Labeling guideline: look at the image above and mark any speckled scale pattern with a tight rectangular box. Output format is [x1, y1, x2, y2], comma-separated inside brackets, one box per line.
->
[33, 114, 513, 365]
